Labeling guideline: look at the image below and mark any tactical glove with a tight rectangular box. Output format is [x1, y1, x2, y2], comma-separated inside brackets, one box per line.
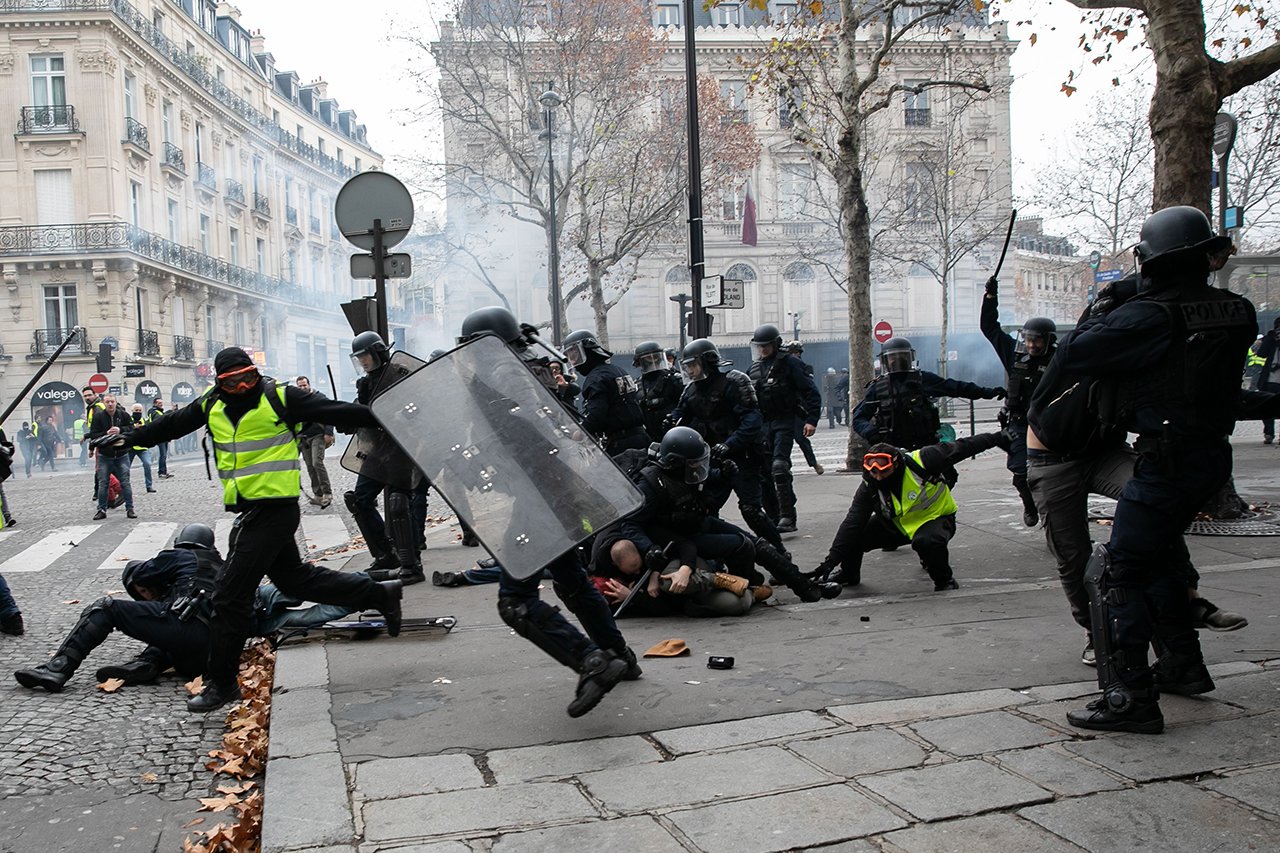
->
[717, 458, 739, 480]
[994, 427, 1016, 451]
[644, 546, 669, 574]
[710, 442, 731, 460]
[984, 276, 998, 297]
[989, 387, 1007, 400]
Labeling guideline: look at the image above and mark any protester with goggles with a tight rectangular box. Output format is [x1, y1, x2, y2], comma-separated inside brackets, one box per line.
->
[811, 430, 1011, 593]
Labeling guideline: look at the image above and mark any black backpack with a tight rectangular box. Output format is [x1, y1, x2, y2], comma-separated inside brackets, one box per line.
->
[1026, 337, 1119, 458]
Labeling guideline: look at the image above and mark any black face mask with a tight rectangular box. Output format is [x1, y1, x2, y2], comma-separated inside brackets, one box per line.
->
[132, 412, 143, 423]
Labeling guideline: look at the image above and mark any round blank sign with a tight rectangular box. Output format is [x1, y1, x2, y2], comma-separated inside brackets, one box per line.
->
[335, 171, 414, 250]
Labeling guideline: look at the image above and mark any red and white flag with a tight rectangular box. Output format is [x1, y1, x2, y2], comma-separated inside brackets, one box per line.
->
[741, 181, 758, 247]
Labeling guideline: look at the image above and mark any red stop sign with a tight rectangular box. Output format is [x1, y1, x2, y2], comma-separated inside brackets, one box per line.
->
[873, 321, 894, 344]
[88, 373, 109, 394]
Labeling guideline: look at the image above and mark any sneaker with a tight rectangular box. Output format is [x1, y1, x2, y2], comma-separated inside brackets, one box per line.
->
[307, 494, 323, 506]
[1190, 598, 1248, 632]
[934, 578, 959, 591]
[1265, 436, 1275, 445]
[0, 614, 23, 636]
[1081, 637, 1097, 667]
[92, 509, 107, 521]
[3, 517, 15, 527]
[567, 651, 627, 718]
[776, 517, 798, 534]
[146, 487, 157, 493]
[126, 509, 138, 519]
[813, 463, 825, 475]
[319, 495, 332, 509]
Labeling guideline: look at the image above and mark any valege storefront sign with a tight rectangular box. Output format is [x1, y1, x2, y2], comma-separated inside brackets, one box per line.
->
[33, 381, 80, 406]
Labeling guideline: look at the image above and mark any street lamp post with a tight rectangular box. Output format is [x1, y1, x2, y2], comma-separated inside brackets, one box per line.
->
[539, 87, 565, 345]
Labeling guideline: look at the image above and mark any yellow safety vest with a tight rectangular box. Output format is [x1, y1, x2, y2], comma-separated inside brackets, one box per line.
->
[884, 450, 958, 539]
[85, 402, 104, 430]
[72, 418, 86, 440]
[206, 385, 300, 507]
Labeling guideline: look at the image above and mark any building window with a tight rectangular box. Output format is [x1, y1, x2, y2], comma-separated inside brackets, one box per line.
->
[167, 198, 179, 241]
[296, 124, 305, 142]
[904, 81, 930, 126]
[174, 296, 186, 337]
[720, 80, 748, 124]
[665, 266, 687, 286]
[318, 138, 326, 156]
[229, 227, 240, 265]
[199, 214, 210, 253]
[654, 1, 681, 26]
[904, 161, 934, 220]
[783, 261, 815, 283]
[206, 304, 217, 341]
[719, 182, 746, 221]
[234, 311, 247, 347]
[130, 181, 142, 227]
[162, 100, 174, 144]
[354, 157, 362, 172]
[123, 72, 136, 120]
[313, 339, 327, 373]
[724, 263, 758, 282]
[30, 55, 66, 110]
[43, 284, 78, 331]
[195, 121, 205, 165]
[772, 1, 799, 22]
[152, 10, 164, 32]
[252, 155, 262, 194]
[779, 163, 812, 219]
[259, 316, 270, 352]
[256, 238, 266, 274]
[295, 335, 312, 377]
[713, 2, 741, 26]
[138, 288, 151, 329]
[336, 147, 344, 165]
[34, 169, 73, 224]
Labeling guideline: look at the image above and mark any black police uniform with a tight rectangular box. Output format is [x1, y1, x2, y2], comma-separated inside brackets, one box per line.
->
[1058, 216, 1256, 732]
[669, 366, 783, 549]
[748, 350, 821, 528]
[639, 368, 684, 442]
[852, 370, 1001, 450]
[980, 289, 1054, 523]
[577, 357, 649, 454]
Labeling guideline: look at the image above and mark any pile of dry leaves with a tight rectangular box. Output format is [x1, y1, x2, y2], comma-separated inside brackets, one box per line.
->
[182, 640, 276, 853]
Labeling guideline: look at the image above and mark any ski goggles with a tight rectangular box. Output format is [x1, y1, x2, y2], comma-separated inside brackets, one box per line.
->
[862, 452, 897, 474]
[216, 365, 260, 394]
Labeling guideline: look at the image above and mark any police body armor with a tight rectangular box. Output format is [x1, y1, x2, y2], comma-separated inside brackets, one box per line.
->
[873, 372, 941, 449]
[1004, 355, 1050, 422]
[639, 464, 713, 535]
[587, 362, 645, 442]
[680, 370, 754, 447]
[749, 357, 799, 420]
[640, 370, 683, 439]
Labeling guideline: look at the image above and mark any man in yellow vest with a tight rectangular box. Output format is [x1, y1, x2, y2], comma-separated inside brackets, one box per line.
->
[117, 347, 402, 713]
[812, 431, 1010, 591]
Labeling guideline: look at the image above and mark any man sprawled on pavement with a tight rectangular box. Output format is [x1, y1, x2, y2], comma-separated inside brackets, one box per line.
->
[812, 431, 1010, 592]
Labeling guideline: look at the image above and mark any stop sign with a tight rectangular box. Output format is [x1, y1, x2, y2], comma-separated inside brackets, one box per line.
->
[873, 321, 894, 344]
[88, 373, 109, 394]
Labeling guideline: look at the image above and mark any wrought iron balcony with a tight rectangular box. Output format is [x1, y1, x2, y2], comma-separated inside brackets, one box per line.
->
[123, 117, 149, 151]
[138, 328, 160, 357]
[33, 327, 88, 356]
[162, 142, 185, 172]
[18, 105, 79, 134]
[253, 194, 271, 217]
[174, 334, 195, 361]
[207, 339, 225, 359]
[309, 215, 321, 235]
[225, 179, 246, 205]
[905, 108, 931, 127]
[196, 163, 216, 190]
[720, 108, 748, 126]
[285, 205, 298, 226]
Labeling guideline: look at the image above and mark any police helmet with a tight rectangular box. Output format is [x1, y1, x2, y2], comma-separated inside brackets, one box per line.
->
[633, 341, 667, 374]
[1018, 317, 1058, 352]
[174, 522, 216, 551]
[649, 426, 711, 484]
[563, 329, 611, 367]
[428, 348, 447, 363]
[680, 338, 723, 381]
[1133, 206, 1231, 272]
[751, 324, 784, 358]
[121, 559, 148, 600]
[351, 331, 390, 373]
[786, 340, 804, 354]
[879, 336, 916, 375]
[458, 306, 523, 346]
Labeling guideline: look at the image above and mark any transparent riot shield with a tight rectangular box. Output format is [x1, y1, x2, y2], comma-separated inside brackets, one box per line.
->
[369, 334, 644, 579]
[340, 352, 428, 490]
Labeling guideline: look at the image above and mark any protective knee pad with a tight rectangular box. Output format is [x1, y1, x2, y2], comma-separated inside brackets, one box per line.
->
[771, 458, 791, 478]
[739, 503, 782, 547]
[497, 596, 580, 670]
[343, 490, 359, 513]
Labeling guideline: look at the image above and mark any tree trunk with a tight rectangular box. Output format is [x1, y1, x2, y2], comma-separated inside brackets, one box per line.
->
[938, 269, 950, 380]
[836, 128, 873, 470]
[588, 260, 609, 348]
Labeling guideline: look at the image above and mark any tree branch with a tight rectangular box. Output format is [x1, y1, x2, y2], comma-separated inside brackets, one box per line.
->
[1219, 41, 1280, 98]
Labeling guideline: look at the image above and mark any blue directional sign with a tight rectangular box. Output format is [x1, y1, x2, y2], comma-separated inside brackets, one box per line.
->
[1094, 269, 1125, 284]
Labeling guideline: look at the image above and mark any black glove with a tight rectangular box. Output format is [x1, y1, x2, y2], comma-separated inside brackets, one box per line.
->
[644, 546, 669, 573]
[718, 458, 739, 480]
[1089, 277, 1139, 317]
[989, 387, 1007, 400]
[984, 276, 998, 297]
[661, 415, 678, 432]
[994, 427, 1016, 451]
[710, 442, 731, 460]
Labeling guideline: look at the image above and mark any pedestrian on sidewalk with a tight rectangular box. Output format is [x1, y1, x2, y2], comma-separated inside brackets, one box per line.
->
[1253, 317, 1280, 444]
[294, 376, 334, 508]
[82, 387, 105, 500]
[128, 404, 156, 492]
[0, 426, 17, 527]
[88, 394, 135, 520]
[17, 422, 35, 478]
[149, 396, 173, 478]
[122, 346, 402, 713]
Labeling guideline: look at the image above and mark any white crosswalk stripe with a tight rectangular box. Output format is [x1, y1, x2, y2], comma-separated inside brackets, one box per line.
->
[95, 522, 177, 571]
[0, 524, 102, 574]
[0, 529, 20, 546]
[300, 514, 350, 555]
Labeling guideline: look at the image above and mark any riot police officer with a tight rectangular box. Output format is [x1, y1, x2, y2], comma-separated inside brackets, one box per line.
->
[669, 338, 785, 550]
[747, 324, 821, 533]
[981, 280, 1057, 526]
[1059, 206, 1258, 734]
[852, 337, 1005, 453]
[634, 341, 683, 442]
[346, 332, 424, 585]
[14, 522, 223, 692]
[563, 329, 648, 454]
[458, 307, 640, 718]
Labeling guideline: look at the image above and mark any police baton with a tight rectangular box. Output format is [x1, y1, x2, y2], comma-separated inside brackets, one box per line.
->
[0, 327, 85, 427]
[992, 208, 1018, 280]
[326, 364, 340, 401]
[613, 569, 652, 619]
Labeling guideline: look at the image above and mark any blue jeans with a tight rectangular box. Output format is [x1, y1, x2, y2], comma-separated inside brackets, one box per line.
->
[96, 454, 134, 512]
[0, 572, 19, 619]
[129, 448, 153, 490]
[79, 440, 88, 466]
[157, 442, 169, 476]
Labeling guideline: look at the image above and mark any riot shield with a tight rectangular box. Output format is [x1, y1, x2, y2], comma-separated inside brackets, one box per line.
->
[340, 351, 428, 490]
[369, 334, 644, 579]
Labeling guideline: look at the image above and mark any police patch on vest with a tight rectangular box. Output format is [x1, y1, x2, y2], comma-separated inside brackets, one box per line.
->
[616, 375, 638, 395]
[1180, 300, 1249, 329]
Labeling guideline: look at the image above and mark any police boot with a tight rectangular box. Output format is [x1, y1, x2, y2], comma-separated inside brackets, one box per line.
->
[1152, 640, 1215, 697]
[14, 601, 114, 692]
[386, 491, 426, 586]
[755, 541, 840, 603]
[187, 678, 243, 713]
[567, 649, 628, 718]
[610, 645, 643, 681]
[95, 656, 161, 686]
[1066, 685, 1163, 735]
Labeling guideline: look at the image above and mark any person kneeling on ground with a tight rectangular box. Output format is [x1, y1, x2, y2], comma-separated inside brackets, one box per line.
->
[813, 431, 1011, 591]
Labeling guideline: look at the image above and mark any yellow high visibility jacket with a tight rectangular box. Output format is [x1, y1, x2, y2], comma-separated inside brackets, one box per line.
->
[206, 383, 300, 507]
[883, 450, 958, 539]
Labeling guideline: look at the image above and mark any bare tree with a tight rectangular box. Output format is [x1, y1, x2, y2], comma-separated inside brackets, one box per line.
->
[1224, 75, 1280, 250]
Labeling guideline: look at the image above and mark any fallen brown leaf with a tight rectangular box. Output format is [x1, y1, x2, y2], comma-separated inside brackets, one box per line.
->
[182, 817, 205, 829]
[62, 599, 80, 605]
[185, 675, 204, 696]
[216, 781, 256, 795]
[140, 772, 158, 783]
[97, 678, 126, 693]
[197, 793, 240, 813]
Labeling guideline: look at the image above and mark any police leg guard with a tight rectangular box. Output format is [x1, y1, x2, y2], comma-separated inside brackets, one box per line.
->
[344, 489, 394, 567]
[497, 596, 584, 671]
[1012, 472, 1038, 527]
[754, 541, 839, 603]
[740, 502, 785, 551]
[15, 599, 115, 692]
[386, 490, 424, 583]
